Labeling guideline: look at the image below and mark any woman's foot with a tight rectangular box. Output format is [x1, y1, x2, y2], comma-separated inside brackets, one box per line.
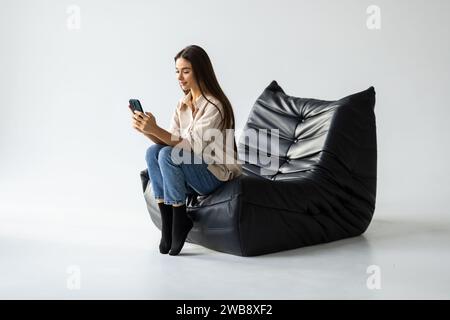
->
[157, 202, 173, 254]
[169, 204, 193, 256]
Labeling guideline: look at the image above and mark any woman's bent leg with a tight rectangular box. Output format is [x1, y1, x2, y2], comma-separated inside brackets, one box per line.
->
[146, 144, 173, 254]
[157, 146, 224, 204]
[157, 146, 189, 206]
[157, 146, 225, 255]
[145, 144, 166, 203]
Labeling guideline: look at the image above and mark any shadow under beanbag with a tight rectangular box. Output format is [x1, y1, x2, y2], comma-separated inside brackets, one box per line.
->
[140, 80, 377, 256]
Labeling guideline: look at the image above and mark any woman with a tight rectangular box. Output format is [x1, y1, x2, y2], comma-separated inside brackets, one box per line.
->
[130, 45, 242, 256]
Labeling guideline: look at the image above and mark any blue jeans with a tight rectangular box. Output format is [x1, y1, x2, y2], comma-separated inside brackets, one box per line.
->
[145, 144, 224, 206]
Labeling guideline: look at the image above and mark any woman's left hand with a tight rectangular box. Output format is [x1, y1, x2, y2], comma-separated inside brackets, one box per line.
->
[133, 111, 158, 135]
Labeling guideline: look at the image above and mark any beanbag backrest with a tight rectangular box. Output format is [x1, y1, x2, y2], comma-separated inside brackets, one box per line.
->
[238, 80, 377, 199]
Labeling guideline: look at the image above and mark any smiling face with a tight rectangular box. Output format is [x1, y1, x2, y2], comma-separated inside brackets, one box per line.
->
[175, 57, 198, 92]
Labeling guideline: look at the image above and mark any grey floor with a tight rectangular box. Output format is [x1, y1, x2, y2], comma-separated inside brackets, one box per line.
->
[1, 209, 449, 300]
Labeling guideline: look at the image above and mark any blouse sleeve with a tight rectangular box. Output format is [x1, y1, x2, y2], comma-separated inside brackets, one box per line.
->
[176, 102, 225, 162]
[168, 104, 181, 138]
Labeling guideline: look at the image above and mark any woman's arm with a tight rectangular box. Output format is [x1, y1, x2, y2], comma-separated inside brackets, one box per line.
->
[131, 112, 167, 145]
[148, 125, 186, 147]
[133, 110, 188, 148]
[143, 132, 167, 145]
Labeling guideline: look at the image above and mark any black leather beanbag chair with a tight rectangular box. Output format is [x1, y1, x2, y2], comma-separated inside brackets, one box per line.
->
[140, 80, 377, 256]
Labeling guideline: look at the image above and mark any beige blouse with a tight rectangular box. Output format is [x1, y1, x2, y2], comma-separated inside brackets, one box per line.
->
[168, 91, 242, 181]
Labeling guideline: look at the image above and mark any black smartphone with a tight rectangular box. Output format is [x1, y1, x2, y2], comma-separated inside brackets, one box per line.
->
[129, 99, 144, 113]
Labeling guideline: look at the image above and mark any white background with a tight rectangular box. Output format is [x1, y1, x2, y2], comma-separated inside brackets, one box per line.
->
[1, 0, 449, 299]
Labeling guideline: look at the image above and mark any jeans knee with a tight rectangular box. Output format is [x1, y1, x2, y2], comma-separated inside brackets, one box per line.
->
[157, 146, 174, 165]
[145, 144, 165, 164]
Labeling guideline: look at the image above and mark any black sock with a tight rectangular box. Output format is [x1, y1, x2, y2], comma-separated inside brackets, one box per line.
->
[157, 202, 173, 254]
[169, 204, 193, 256]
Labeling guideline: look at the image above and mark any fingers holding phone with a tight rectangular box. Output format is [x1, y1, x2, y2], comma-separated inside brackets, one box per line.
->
[129, 99, 143, 132]
[129, 99, 157, 135]
[144, 111, 155, 122]
[135, 111, 157, 134]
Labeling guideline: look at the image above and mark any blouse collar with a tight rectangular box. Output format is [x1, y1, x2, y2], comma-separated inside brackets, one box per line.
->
[181, 91, 211, 110]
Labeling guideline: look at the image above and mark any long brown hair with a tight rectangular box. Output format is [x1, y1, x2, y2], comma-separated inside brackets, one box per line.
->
[174, 45, 237, 156]
[174, 45, 236, 132]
